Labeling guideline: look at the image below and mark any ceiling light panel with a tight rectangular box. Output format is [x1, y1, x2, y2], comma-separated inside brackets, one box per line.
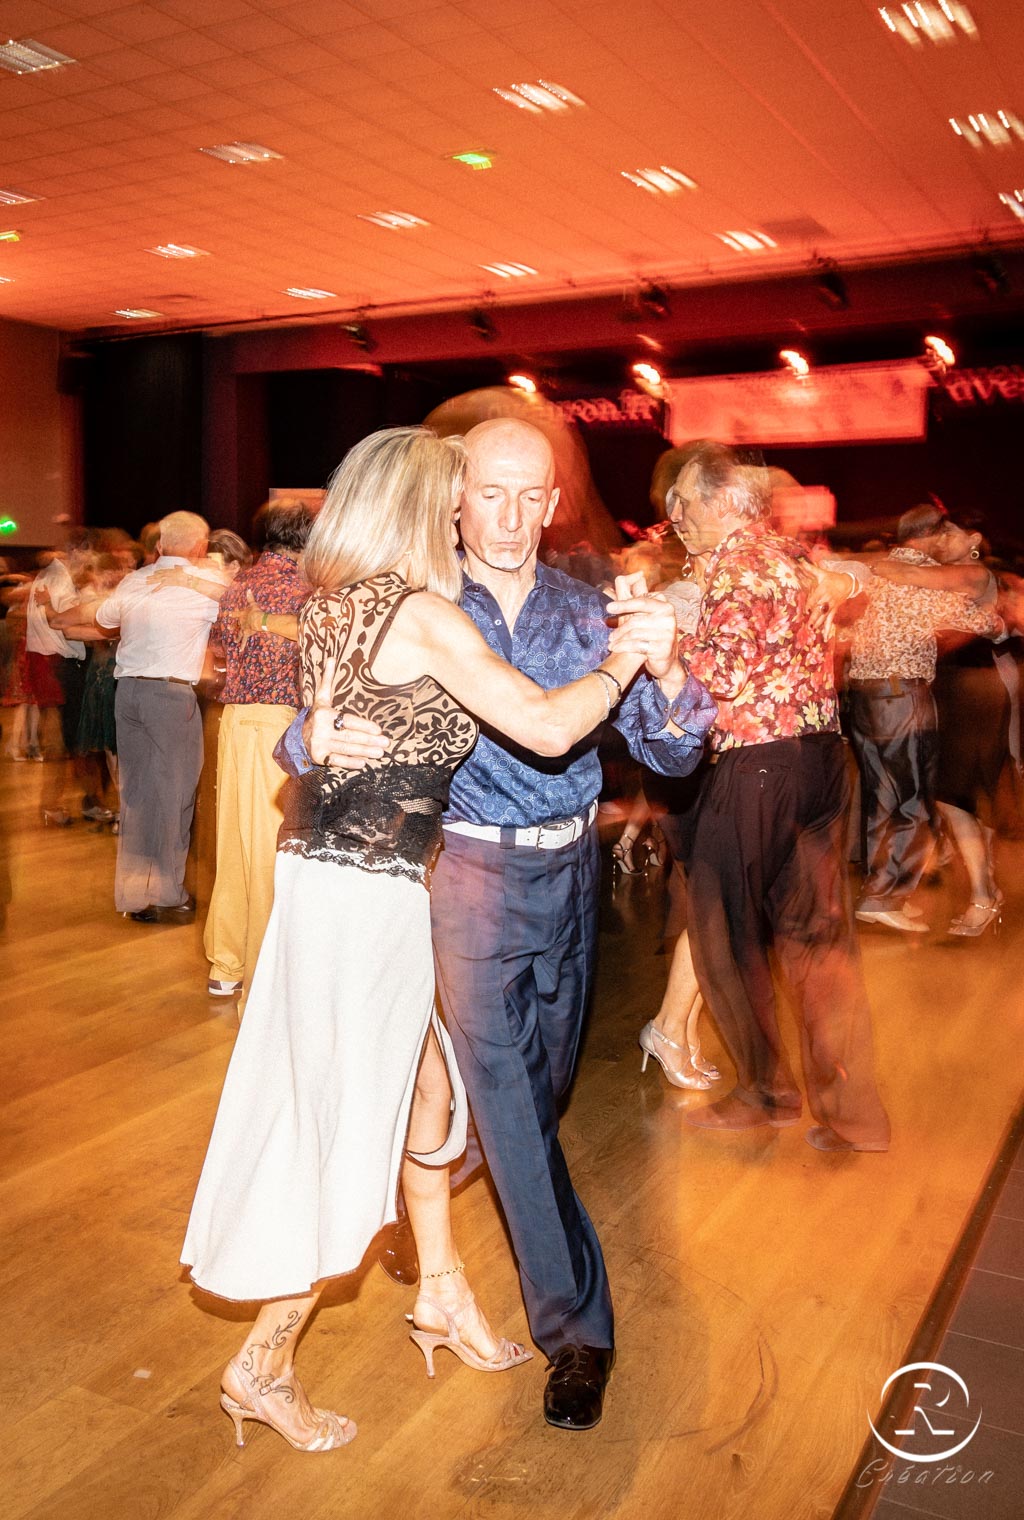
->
[358, 212, 429, 230]
[622, 167, 698, 196]
[450, 151, 494, 170]
[0, 190, 40, 207]
[998, 190, 1024, 221]
[949, 111, 1024, 148]
[146, 244, 210, 259]
[283, 287, 336, 300]
[480, 262, 537, 279]
[493, 80, 585, 114]
[716, 230, 778, 252]
[878, 2, 977, 46]
[199, 143, 283, 165]
[115, 308, 162, 319]
[0, 38, 76, 74]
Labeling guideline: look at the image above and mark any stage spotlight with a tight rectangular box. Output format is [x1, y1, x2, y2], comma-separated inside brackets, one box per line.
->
[970, 249, 1009, 296]
[469, 307, 497, 341]
[812, 258, 849, 310]
[779, 348, 811, 377]
[507, 372, 537, 393]
[631, 360, 663, 387]
[923, 334, 956, 370]
[340, 320, 377, 353]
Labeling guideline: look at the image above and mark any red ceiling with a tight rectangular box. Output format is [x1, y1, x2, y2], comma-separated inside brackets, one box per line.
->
[0, 0, 1022, 336]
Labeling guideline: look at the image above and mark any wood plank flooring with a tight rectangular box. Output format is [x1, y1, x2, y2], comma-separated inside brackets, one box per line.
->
[2, 751, 1022, 1520]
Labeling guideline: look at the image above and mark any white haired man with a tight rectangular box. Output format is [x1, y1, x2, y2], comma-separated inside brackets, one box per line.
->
[667, 443, 891, 1154]
[96, 511, 222, 922]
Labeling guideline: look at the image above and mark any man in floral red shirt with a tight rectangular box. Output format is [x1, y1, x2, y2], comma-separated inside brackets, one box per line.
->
[669, 443, 890, 1154]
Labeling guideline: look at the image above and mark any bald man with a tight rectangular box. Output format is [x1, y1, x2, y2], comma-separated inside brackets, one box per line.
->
[96, 511, 221, 921]
[284, 420, 715, 1429]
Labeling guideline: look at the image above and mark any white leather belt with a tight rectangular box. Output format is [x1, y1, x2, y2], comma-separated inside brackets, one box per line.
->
[444, 801, 598, 850]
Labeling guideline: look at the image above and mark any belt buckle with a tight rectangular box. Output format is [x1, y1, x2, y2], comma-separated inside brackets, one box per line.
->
[538, 817, 572, 849]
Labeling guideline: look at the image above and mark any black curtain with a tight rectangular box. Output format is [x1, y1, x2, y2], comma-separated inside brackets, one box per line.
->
[82, 336, 203, 534]
[266, 369, 386, 490]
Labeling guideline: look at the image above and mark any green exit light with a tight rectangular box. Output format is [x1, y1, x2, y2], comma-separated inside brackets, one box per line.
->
[451, 151, 493, 170]
[0, 517, 18, 534]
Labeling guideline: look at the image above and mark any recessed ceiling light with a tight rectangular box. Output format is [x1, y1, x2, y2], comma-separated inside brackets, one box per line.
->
[878, 2, 977, 46]
[622, 167, 698, 196]
[480, 262, 537, 279]
[0, 189, 40, 207]
[146, 243, 210, 259]
[358, 212, 429, 230]
[949, 111, 1024, 148]
[998, 190, 1024, 221]
[493, 80, 585, 114]
[115, 308, 162, 319]
[0, 276, 12, 285]
[0, 230, 21, 243]
[715, 229, 778, 252]
[0, 38, 76, 74]
[283, 287, 336, 300]
[450, 151, 494, 170]
[200, 142, 282, 165]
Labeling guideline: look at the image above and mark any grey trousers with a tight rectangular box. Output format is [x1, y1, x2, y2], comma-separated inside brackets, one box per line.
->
[848, 679, 937, 911]
[114, 677, 204, 912]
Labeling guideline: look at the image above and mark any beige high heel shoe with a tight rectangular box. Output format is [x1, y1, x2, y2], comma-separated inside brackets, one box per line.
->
[639, 1020, 712, 1090]
[407, 1275, 532, 1378]
[220, 1356, 357, 1452]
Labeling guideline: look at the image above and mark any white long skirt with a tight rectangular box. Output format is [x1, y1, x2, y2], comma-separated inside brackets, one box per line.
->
[181, 850, 466, 1302]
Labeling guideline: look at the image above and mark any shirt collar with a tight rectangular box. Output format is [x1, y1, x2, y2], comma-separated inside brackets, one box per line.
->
[460, 557, 553, 599]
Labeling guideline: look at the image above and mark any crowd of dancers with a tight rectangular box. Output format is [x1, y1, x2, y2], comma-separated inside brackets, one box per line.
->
[2, 421, 1022, 1451]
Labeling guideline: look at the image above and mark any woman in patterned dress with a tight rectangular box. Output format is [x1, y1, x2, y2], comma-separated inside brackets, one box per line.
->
[181, 427, 647, 1453]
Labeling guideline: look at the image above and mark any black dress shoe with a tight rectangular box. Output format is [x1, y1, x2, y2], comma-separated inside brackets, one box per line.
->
[377, 1217, 419, 1285]
[543, 1344, 614, 1430]
[125, 898, 195, 925]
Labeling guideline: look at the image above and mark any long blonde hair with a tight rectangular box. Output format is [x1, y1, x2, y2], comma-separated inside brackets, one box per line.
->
[303, 426, 465, 601]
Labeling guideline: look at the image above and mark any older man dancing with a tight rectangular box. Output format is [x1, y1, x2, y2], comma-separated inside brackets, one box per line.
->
[666, 444, 890, 1154]
[287, 417, 715, 1429]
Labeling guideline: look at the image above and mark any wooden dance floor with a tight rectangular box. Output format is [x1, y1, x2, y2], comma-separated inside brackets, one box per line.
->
[3, 750, 1022, 1520]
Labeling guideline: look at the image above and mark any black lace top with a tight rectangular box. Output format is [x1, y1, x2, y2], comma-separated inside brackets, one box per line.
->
[279, 573, 478, 884]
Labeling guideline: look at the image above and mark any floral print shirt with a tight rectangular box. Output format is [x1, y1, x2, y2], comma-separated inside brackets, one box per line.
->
[847, 548, 1001, 682]
[679, 521, 838, 752]
[216, 550, 311, 706]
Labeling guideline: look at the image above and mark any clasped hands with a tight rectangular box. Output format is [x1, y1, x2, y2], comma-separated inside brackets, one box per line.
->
[305, 575, 682, 771]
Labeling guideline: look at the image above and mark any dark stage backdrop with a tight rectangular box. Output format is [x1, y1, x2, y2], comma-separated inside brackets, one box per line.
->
[82, 336, 203, 535]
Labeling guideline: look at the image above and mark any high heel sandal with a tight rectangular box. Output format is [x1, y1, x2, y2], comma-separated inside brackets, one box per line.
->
[639, 1020, 712, 1090]
[219, 1356, 357, 1452]
[948, 899, 1002, 938]
[406, 1272, 532, 1378]
[611, 834, 645, 879]
[688, 1044, 722, 1082]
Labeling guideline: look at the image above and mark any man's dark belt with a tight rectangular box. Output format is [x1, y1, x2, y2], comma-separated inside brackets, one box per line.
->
[849, 676, 929, 695]
[131, 674, 194, 687]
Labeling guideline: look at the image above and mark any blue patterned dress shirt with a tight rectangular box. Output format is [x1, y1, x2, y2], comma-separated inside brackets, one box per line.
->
[276, 561, 715, 826]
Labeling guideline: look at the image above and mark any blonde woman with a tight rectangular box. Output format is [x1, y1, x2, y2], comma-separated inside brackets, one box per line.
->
[181, 427, 647, 1453]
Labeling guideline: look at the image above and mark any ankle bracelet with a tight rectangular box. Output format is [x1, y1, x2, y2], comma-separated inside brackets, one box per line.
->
[422, 1261, 465, 1280]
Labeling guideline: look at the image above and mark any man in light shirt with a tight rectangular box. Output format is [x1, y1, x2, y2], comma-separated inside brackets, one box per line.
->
[96, 511, 220, 922]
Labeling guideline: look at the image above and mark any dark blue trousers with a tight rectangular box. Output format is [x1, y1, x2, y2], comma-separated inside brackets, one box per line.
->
[429, 824, 614, 1358]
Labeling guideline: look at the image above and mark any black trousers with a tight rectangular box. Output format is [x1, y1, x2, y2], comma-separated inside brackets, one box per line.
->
[686, 733, 890, 1145]
[848, 679, 937, 911]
